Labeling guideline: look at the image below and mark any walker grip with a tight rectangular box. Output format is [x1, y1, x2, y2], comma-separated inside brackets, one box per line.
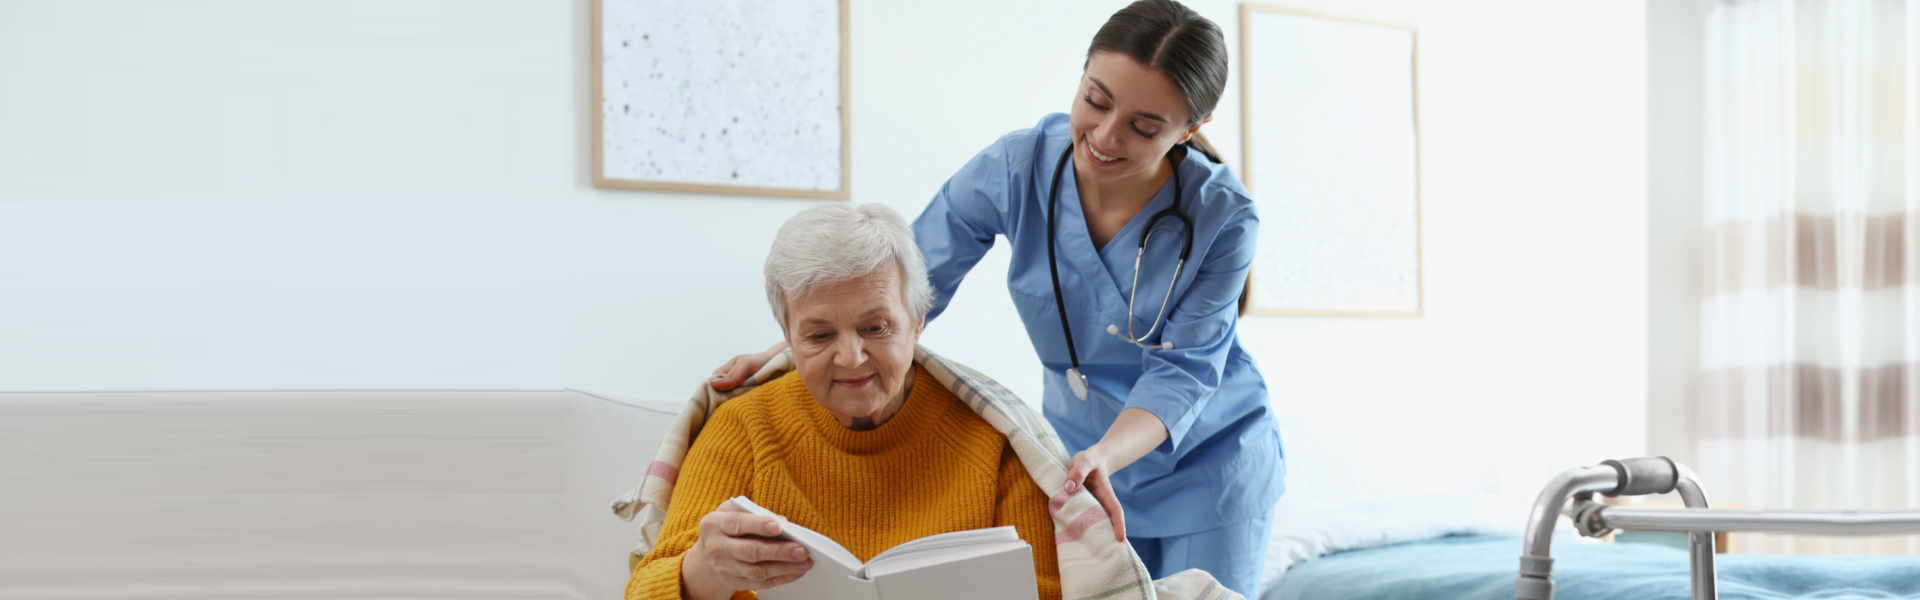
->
[1600, 457, 1679, 497]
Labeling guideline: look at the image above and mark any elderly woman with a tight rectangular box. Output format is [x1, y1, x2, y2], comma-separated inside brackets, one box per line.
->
[626, 204, 1062, 600]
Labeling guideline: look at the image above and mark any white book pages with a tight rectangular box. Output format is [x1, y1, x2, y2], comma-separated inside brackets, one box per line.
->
[724, 497, 1038, 600]
[870, 544, 1039, 600]
[862, 526, 1021, 572]
[722, 497, 863, 572]
[861, 540, 1032, 579]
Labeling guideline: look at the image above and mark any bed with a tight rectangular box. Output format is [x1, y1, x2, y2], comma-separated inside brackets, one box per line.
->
[1263, 534, 1920, 600]
[1255, 477, 1920, 600]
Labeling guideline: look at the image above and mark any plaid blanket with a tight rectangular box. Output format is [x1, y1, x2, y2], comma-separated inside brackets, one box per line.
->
[611, 345, 1240, 600]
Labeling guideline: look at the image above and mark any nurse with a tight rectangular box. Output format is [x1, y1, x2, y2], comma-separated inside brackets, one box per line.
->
[711, 0, 1282, 595]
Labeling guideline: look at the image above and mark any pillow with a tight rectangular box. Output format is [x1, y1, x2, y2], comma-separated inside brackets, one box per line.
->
[1261, 493, 1529, 590]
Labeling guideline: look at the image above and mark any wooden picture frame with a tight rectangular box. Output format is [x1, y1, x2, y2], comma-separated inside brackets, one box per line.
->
[1239, 4, 1423, 317]
[591, 0, 851, 199]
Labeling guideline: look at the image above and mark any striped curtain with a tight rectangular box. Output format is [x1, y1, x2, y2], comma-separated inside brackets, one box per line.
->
[1697, 0, 1920, 554]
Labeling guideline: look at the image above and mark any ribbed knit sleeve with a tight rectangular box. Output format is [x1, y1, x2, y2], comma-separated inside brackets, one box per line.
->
[995, 443, 1063, 600]
[626, 402, 760, 600]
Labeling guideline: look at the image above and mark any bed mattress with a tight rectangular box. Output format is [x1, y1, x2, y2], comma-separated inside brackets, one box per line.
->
[1262, 535, 1920, 600]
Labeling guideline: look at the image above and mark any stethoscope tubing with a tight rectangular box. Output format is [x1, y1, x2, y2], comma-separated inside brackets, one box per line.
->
[1045, 143, 1194, 399]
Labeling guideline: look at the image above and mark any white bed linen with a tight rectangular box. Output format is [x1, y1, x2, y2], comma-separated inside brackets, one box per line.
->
[1260, 493, 1534, 592]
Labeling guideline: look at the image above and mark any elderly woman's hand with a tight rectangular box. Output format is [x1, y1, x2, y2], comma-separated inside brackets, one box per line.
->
[680, 501, 813, 600]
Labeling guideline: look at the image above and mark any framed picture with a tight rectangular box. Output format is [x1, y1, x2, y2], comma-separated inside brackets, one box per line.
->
[1239, 4, 1422, 317]
[592, 0, 850, 199]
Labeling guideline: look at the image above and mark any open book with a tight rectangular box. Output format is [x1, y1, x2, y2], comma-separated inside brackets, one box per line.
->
[724, 496, 1039, 600]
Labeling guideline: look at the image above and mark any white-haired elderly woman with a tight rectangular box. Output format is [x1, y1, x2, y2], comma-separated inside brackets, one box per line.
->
[625, 204, 1062, 600]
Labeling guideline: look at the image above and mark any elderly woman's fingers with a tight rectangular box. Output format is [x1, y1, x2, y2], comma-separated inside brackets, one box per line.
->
[710, 539, 812, 588]
[721, 536, 810, 564]
[688, 506, 817, 594]
[697, 505, 810, 562]
[701, 508, 781, 538]
[719, 558, 813, 590]
[757, 569, 812, 589]
[703, 549, 814, 591]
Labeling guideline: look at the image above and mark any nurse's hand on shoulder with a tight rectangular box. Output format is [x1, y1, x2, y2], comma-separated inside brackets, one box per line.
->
[710, 341, 790, 392]
[1064, 444, 1128, 542]
[681, 500, 813, 600]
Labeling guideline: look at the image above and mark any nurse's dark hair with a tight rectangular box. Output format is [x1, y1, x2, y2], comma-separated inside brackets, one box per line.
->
[1086, 0, 1228, 164]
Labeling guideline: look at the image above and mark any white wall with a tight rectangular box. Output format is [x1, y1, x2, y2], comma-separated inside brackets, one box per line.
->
[1646, 0, 1705, 470]
[1226, 0, 1652, 505]
[1, 0, 1646, 509]
[573, 0, 1653, 509]
[565, 0, 1105, 410]
[572, 0, 1651, 507]
[0, 0, 572, 391]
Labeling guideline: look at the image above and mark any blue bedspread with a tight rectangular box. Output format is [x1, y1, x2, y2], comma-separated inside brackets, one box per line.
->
[1263, 535, 1920, 600]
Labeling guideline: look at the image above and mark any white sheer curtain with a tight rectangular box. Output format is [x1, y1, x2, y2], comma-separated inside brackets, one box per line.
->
[1697, 0, 1920, 554]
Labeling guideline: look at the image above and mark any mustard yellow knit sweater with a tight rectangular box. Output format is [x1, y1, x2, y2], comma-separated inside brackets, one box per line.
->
[625, 367, 1063, 600]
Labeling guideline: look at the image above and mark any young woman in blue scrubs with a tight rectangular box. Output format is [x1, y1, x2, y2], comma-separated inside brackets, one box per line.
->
[712, 1, 1282, 595]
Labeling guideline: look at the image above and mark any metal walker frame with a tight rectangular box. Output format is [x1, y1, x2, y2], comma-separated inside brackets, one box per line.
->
[1516, 457, 1920, 600]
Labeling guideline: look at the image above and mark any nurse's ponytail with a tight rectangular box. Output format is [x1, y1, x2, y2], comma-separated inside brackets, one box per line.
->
[1087, 0, 1228, 164]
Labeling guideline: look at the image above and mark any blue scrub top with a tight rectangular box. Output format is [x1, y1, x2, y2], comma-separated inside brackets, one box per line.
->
[912, 114, 1285, 537]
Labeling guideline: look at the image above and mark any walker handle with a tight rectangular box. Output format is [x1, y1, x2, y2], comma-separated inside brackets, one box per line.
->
[1601, 457, 1679, 497]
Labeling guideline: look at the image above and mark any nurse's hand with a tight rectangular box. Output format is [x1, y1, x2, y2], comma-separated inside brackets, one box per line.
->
[681, 501, 813, 600]
[710, 342, 789, 392]
[1064, 445, 1128, 542]
[1065, 408, 1170, 542]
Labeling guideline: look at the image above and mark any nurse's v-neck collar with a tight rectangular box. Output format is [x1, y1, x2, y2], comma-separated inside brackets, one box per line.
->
[1055, 147, 1187, 308]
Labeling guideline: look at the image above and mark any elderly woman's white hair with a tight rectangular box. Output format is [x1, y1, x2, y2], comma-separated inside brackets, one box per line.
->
[764, 204, 935, 331]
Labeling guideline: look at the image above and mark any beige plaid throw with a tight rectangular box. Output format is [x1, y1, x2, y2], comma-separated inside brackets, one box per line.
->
[611, 345, 1240, 600]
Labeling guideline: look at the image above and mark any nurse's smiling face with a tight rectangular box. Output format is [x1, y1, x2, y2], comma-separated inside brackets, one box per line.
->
[1070, 51, 1210, 185]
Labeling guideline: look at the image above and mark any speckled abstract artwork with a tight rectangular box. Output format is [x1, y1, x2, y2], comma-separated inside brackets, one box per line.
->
[1244, 10, 1420, 315]
[599, 0, 843, 192]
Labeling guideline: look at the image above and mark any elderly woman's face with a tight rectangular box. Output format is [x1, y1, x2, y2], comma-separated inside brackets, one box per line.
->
[783, 263, 921, 429]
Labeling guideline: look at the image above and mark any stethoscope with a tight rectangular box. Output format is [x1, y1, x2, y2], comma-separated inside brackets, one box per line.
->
[1045, 144, 1194, 400]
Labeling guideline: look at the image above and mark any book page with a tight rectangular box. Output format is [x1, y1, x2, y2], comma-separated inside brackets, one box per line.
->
[726, 497, 1038, 600]
[723, 497, 863, 571]
[861, 540, 1030, 579]
[869, 544, 1039, 600]
[863, 526, 1020, 572]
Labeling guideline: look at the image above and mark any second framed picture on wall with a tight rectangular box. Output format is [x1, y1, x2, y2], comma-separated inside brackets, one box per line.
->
[1240, 5, 1422, 317]
[592, 0, 850, 199]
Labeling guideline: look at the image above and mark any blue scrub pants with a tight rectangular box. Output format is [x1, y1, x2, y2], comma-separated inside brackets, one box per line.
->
[1127, 505, 1275, 599]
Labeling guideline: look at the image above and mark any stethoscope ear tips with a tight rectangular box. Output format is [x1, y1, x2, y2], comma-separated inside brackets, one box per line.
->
[1107, 322, 1177, 350]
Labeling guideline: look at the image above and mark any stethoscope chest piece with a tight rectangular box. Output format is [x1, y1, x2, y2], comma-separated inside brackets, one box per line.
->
[1067, 367, 1090, 400]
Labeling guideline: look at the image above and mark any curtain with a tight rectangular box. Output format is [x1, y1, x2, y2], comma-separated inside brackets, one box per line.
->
[1698, 0, 1919, 554]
